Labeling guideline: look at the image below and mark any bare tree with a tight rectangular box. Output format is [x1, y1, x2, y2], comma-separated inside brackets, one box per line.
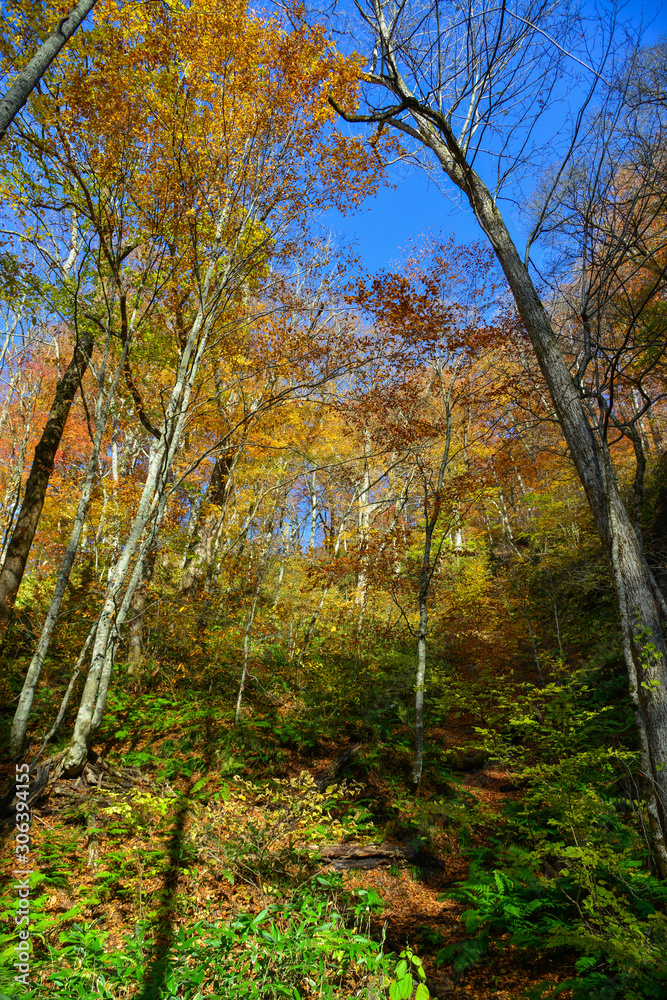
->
[540, 42, 667, 537]
[328, 0, 667, 872]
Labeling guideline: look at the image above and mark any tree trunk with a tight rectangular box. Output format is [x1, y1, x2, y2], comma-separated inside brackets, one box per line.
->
[64, 437, 167, 774]
[273, 513, 291, 608]
[0, 409, 35, 566]
[63, 285, 215, 775]
[180, 450, 236, 593]
[9, 328, 126, 756]
[9, 425, 101, 755]
[0, 329, 93, 651]
[127, 545, 156, 671]
[355, 431, 375, 626]
[65, 517, 160, 771]
[413, 556, 428, 787]
[413, 472, 442, 788]
[235, 555, 269, 728]
[0, 0, 98, 142]
[309, 474, 318, 551]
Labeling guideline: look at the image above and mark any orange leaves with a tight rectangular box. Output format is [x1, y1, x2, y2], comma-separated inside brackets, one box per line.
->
[10, 0, 384, 272]
[353, 239, 506, 359]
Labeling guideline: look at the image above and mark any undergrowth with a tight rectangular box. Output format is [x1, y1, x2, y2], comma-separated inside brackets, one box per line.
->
[2, 616, 665, 999]
[430, 654, 667, 998]
[2, 875, 400, 999]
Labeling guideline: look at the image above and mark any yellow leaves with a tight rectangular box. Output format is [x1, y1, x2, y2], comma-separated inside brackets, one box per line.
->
[205, 771, 356, 858]
[2, 0, 385, 336]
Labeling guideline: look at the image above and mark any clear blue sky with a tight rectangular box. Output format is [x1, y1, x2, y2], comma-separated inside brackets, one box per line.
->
[322, 2, 665, 276]
[324, 165, 482, 274]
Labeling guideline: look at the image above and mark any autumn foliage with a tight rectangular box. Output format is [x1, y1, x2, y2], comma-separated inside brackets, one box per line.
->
[1, 4, 667, 999]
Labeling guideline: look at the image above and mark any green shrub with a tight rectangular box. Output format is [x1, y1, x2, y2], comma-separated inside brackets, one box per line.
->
[434, 662, 667, 998]
[5, 875, 429, 999]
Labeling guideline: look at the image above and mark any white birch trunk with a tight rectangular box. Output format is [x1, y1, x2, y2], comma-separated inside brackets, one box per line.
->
[309, 474, 318, 552]
[355, 431, 374, 617]
[63, 244, 227, 774]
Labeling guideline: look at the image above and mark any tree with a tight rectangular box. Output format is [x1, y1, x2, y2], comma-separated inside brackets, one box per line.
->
[9, 323, 131, 756]
[353, 241, 501, 783]
[541, 42, 667, 538]
[328, 0, 667, 872]
[0, 327, 92, 650]
[9, 0, 383, 775]
[0, 0, 97, 142]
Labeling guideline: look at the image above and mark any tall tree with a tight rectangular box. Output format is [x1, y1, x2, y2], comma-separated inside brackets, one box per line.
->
[354, 242, 500, 783]
[328, 0, 667, 872]
[0, 327, 92, 650]
[39, 0, 384, 774]
[9, 321, 130, 756]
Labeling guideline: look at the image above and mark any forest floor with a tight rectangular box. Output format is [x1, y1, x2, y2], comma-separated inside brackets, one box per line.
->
[0, 678, 579, 1000]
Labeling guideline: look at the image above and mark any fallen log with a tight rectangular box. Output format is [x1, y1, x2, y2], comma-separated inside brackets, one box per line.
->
[313, 744, 361, 791]
[316, 843, 410, 860]
[309, 841, 448, 871]
[0, 760, 52, 823]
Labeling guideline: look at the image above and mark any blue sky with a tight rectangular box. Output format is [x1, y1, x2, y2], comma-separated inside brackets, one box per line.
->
[324, 164, 483, 274]
[322, 2, 666, 277]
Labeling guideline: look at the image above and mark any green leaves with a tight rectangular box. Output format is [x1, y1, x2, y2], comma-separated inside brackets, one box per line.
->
[389, 948, 430, 1000]
[14, 874, 398, 999]
[389, 973, 413, 999]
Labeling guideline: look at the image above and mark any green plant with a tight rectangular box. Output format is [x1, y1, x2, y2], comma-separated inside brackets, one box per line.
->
[432, 660, 667, 997]
[14, 874, 411, 999]
[388, 948, 430, 1000]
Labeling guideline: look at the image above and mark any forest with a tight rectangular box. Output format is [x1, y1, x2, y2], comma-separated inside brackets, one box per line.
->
[0, 1, 666, 998]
